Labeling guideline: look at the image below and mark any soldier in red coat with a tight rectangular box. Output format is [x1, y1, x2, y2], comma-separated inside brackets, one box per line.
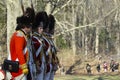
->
[9, 15, 32, 80]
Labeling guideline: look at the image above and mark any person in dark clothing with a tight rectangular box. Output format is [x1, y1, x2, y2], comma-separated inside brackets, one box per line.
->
[96, 63, 101, 72]
[86, 63, 91, 74]
[114, 62, 119, 71]
[110, 60, 115, 72]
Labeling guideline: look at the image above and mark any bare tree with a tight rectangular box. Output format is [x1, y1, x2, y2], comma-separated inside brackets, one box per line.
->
[5, 0, 120, 63]
[114, 0, 120, 56]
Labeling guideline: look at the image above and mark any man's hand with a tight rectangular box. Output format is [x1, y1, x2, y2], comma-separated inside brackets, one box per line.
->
[20, 63, 28, 75]
[22, 68, 28, 75]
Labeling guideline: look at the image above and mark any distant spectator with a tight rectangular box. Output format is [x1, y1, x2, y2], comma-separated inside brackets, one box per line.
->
[60, 64, 65, 75]
[86, 63, 91, 74]
[114, 62, 119, 72]
[103, 61, 108, 72]
[110, 60, 115, 72]
[96, 63, 101, 72]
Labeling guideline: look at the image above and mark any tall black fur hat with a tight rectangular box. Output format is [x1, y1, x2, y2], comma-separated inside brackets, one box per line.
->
[33, 11, 48, 29]
[16, 16, 21, 24]
[48, 14, 55, 32]
[20, 16, 31, 25]
[16, 15, 32, 30]
[24, 7, 35, 24]
[16, 15, 31, 26]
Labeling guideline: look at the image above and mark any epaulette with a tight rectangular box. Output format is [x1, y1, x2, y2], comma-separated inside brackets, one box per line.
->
[16, 31, 24, 37]
[16, 30, 27, 41]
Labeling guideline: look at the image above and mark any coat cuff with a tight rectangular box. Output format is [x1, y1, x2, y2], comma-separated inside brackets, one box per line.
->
[20, 63, 27, 69]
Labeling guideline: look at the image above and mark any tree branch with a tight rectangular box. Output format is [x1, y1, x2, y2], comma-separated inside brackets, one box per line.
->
[54, 5, 120, 38]
[53, 0, 72, 15]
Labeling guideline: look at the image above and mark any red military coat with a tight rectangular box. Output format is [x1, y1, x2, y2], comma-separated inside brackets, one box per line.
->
[10, 30, 29, 77]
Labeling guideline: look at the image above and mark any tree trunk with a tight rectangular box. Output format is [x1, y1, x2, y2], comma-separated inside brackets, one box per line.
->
[71, 0, 76, 56]
[116, 25, 120, 56]
[114, 0, 120, 56]
[83, 1, 88, 57]
[95, 27, 99, 54]
[85, 27, 88, 56]
[82, 30, 85, 53]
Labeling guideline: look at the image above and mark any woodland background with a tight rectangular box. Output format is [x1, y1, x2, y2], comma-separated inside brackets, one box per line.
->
[0, 0, 120, 75]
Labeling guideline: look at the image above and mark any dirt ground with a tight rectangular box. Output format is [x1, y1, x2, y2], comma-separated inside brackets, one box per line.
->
[57, 49, 120, 76]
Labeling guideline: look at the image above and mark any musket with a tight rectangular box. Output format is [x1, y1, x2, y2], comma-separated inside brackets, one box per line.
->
[20, 0, 25, 14]
[20, 0, 34, 15]
[30, 0, 34, 9]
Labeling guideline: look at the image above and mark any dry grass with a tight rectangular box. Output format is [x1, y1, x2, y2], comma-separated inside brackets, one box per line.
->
[56, 49, 120, 75]
[54, 74, 120, 80]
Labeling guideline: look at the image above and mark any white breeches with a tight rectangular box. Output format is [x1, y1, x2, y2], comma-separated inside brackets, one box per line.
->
[14, 74, 27, 80]
[0, 69, 5, 80]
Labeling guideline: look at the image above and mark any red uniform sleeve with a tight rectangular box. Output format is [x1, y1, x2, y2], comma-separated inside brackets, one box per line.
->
[15, 35, 26, 65]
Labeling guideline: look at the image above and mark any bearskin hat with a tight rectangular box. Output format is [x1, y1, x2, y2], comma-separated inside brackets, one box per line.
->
[16, 16, 21, 24]
[48, 14, 55, 32]
[16, 15, 31, 30]
[17, 8, 35, 24]
[16, 15, 32, 30]
[20, 15, 31, 25]
[24, 7, 35, 24]
[33, 11, 49, 29]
